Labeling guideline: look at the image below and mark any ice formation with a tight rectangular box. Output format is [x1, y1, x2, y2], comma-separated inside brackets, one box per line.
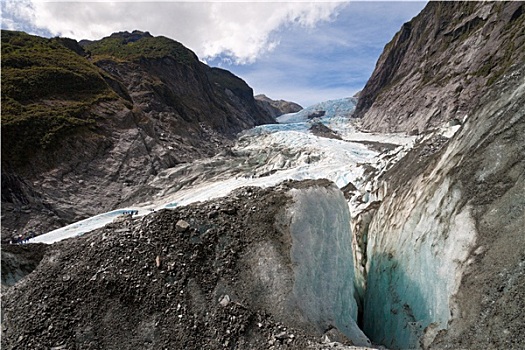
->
[26, 95, 480, 350]
[363, 179, 477, 349]
[277, 97, 357, 124]
[287, 185, 370, 346]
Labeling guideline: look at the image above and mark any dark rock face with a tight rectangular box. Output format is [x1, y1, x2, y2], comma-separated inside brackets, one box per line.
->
[307, 111, 326, 119]
[308, 123, 342, 140]
[1, 244, 48, 287]
[255, 94, 303, 118]
[354, 2, 525, 133]
[1, 30, 275, 239]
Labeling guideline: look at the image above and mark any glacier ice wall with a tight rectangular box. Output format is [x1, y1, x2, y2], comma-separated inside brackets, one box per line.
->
[362, 66, 525, 349]
[363, 176, 477, 349]
[287, 184, 370, 346]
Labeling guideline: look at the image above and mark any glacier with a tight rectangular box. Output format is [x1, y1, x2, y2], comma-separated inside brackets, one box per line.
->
[363, 177, 477, 349]
[287, 185, 370, 346]
[25, 95, 478, 349]
[277, 97, 357, 124]
[31, 97, 416, 244]
[361, 72, 525, 349]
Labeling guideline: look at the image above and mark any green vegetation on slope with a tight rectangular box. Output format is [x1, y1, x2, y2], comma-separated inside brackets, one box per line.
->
[83, 33, 197, 64]
[1, 30, 117, 168]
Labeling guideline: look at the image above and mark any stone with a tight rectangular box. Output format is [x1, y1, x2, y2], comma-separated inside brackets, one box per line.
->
[274, 331, 289, 340]
[219, 294, 230, 307]
[175, 220, 190, 232]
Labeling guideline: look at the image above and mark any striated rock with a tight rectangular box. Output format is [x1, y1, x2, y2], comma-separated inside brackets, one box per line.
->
[354, 2, 525, 134]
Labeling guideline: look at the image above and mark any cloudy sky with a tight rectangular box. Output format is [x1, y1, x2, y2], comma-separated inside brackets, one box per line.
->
[1, 1, 427, 107]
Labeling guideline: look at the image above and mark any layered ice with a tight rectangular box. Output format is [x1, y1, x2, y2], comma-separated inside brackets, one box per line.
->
[363, 146, 477, 349]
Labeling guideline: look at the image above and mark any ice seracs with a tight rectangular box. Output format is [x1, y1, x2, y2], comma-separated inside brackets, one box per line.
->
[277, 97, 357, 124]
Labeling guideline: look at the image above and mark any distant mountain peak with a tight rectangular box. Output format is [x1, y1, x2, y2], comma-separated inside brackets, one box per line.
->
[254, 94, 303, 118]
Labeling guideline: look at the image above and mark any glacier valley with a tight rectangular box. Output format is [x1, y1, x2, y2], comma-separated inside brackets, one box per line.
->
[24, 96, 472, 349]
[30, 97, 419, 245]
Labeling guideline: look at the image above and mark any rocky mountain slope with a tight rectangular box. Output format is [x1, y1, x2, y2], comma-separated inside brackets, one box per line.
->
[1, 30, 275, 240]
[255, 94, 303, 119]
[354, 1, 525, 134]
[349, 2, 525, 349]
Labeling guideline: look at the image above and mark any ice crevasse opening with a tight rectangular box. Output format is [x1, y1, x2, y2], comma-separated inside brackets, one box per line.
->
[282, 155, 478, 350]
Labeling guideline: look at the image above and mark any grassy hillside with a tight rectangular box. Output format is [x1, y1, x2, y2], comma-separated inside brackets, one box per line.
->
[82, 31, 197, 64]
[1, 30, 117, 168]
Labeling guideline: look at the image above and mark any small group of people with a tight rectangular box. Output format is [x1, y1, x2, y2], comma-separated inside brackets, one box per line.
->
[122, 210, 139, 216]
[11, 231, 35, 244]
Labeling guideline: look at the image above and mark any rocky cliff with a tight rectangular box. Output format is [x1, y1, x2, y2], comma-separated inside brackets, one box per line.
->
[354, 1, 525, 134]
[1, 30, 275, 240]
[255, 94, 303, 118]
[350, 2, 525, 348]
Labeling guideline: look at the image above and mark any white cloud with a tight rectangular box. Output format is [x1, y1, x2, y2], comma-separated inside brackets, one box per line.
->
[4, 0, 346, 64]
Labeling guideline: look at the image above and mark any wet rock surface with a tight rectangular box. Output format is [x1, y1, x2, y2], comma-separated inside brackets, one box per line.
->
[1, 180, 376, 350]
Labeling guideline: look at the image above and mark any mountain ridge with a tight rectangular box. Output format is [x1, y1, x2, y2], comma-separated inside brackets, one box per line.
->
[1, 30, 278, 240]
[254, 94, 303, 119]
[354, 1, 524, 134]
